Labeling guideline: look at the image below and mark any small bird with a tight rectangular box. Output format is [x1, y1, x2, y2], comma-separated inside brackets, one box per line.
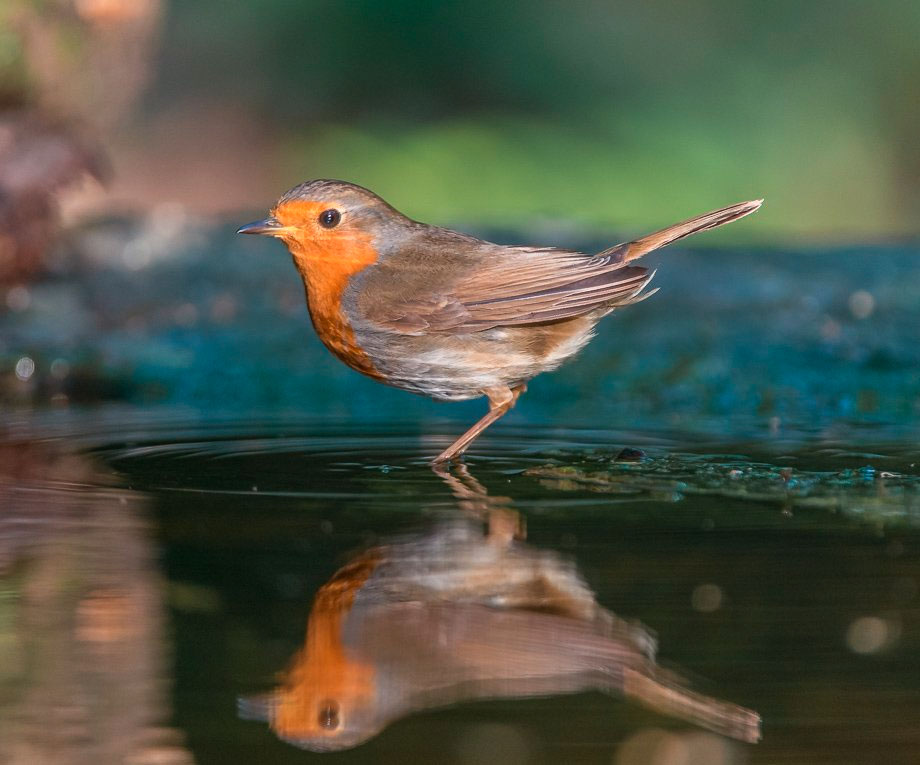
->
[239, 181, 761, 462]
[240, 514, 761, 750]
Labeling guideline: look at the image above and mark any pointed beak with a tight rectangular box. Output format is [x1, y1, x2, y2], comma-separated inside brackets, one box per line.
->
[237, 217, 284, 236]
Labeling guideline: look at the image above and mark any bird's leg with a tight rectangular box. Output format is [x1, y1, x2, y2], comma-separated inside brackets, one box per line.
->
[430, 461, 525, 542]
[432, 383, 526, 464]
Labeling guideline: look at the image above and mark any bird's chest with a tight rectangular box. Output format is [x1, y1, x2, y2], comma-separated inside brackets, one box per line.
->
[293, 248, 384, 381]
[303, 279, 383, 380]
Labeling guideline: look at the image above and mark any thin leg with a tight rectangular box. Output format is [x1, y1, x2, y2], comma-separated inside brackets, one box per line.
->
[430, 461, 525, 542]
[432, 383, 526, 464]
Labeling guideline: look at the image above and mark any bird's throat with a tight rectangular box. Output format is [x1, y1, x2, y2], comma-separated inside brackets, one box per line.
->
[285, 236, 383, 380]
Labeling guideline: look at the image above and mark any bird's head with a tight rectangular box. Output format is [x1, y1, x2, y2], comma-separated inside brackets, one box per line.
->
[239, 686, 391, 753]
[238, 180, 413, 270]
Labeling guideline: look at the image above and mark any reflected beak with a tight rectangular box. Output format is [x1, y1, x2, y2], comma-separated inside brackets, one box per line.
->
[237, 217, 285, 236]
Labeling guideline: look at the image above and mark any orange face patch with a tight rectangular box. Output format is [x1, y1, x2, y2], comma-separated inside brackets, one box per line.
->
[272, 552, 381, 741]
[272, 200, 383, 380]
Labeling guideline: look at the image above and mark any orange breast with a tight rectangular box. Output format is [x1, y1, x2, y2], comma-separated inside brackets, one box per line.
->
[278, 206, 383, 380]
[274, 551, 381, 739]
[300, 262, 381, 380]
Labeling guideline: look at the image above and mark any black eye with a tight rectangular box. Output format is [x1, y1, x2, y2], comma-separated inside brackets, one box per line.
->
[317, 700, 340, 730]
[318, 209, 341, 228]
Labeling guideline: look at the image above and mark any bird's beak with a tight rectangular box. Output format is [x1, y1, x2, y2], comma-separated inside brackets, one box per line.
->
[237, 217, 285, 236]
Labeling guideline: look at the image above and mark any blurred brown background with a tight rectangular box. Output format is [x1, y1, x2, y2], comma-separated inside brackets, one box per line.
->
[2, 0, 919, 259]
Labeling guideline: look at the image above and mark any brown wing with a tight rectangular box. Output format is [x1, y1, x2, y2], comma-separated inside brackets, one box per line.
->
[361, 245, 655, 334]
[358, 199, 761, 335]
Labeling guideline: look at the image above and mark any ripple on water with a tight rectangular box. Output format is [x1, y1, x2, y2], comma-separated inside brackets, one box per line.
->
[4, 416, 920, 762]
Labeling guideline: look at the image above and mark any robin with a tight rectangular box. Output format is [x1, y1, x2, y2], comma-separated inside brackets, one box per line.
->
[239, 509, 761, 750]
[239, 181, 761, 462]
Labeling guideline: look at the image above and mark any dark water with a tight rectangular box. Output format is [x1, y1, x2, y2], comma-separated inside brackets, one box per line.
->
[2, 228, 920, 762]
[2, 415, 919, 764]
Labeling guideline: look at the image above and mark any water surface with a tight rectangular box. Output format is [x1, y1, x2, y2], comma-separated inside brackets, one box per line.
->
[3, 415, 918, 764]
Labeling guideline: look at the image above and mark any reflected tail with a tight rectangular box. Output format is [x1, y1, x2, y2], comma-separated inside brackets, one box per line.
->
[623, 667, 762, 743]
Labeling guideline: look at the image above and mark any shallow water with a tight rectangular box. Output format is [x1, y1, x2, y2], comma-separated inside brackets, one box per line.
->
[2, 228, 920, 762]
[2, 415, 919, 764]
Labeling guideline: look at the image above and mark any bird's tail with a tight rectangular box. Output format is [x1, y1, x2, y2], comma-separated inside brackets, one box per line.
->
[601, 199, 763, 263]
[623, 666, 762, 743]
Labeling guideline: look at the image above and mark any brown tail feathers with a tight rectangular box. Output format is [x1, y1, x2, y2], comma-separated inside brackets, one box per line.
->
[601, 199, 763, 263]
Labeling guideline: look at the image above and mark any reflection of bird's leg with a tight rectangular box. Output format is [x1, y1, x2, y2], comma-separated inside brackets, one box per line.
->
[622, 668, 762, 744]
[487, 506, 526, 547]
[431, 461, 491, 500]
[430, 461, 490, 519]
[430, 460, 525, 543]
[432, 383, 526, 464]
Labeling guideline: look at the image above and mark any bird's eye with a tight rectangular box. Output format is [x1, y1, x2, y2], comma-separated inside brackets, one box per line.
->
[318, 209, 341, 228]
[317, 700, 340, 730]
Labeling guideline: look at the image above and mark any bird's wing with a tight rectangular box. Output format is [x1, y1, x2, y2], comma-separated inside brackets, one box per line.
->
[359, 245, 655, 334]
[356, 199, 761, 335]
[358, 199, 763, 335]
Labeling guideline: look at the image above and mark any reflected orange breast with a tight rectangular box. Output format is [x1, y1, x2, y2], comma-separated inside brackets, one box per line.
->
[274, 551, 381, 739]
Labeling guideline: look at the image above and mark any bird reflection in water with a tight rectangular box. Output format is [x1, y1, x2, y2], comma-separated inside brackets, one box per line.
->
[240, 464, 760, 751]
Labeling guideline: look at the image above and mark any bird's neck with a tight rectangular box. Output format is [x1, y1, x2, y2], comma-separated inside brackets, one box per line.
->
[285, 235, 383, 380]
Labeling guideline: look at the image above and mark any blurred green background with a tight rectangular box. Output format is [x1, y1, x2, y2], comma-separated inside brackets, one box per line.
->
[3, 0, 920, 241]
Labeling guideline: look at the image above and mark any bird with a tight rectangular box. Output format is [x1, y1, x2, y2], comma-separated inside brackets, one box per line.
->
[239, 512, 761, 751]
[238, 181, 761, 463]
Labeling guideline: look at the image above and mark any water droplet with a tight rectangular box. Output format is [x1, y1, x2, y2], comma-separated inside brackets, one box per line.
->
[846, 615, 899, 654]
[15, 356, 35, 381]
[692, 583, 723, 613]
[5, 285, 30, 311]
[848, 290, 875, 319]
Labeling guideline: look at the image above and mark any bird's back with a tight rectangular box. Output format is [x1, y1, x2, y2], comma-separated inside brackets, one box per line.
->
[343, 228, 650, 400]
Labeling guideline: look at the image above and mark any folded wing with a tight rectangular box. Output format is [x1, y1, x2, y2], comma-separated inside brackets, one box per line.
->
[360, 199, 761, 335]
[362, 246, 654, 334]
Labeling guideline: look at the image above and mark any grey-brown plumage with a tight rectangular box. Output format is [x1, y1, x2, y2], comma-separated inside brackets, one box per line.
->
[238, 180, 762, 461]
[241, 517, 762, 751]
[345, 233, 656, 402]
